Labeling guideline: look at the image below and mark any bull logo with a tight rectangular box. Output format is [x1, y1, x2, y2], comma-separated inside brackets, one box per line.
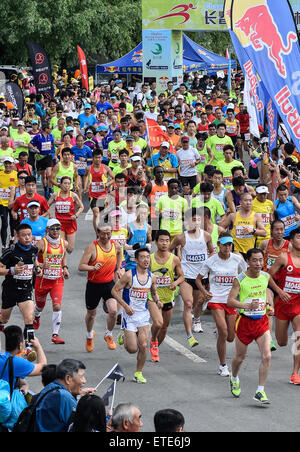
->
[39, 73, 48, 85]
[234, 4, 298, 78]
[35, 52, 45, 65]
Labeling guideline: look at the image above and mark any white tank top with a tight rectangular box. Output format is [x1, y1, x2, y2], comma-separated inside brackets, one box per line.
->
[123, 268, 152, 312]
[181, 230, 208, 279]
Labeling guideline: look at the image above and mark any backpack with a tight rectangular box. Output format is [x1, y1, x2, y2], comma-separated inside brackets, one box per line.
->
[0, 356, 28, 430]
[13, 387, 59, 432]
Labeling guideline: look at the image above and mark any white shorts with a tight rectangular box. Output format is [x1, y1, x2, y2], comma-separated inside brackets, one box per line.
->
[121, 309, 150, 333]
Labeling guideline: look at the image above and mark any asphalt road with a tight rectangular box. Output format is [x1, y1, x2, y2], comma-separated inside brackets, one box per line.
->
[3, 196, 300, 433]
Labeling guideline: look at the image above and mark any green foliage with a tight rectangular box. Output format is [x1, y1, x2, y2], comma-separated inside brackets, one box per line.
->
[0, 0, 142, 66]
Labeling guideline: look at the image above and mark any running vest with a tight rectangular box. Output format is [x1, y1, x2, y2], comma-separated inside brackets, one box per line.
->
[125, 222, 148, 270]
[231, 187, 248, 211]
[150, 253, 175, 304]
[53, 162, 74, 192]
[275, 197, 297, 237]
[123, 268, 152, 312]
[38, 238, 65, 280]
[225, 118, 238, 136]
[212, 187, 227, 214]
[237, 271, 269, 319]
[181, 230, 208, 279]
[277, 253, 300, 304]
[87, 240, 117, 284]
[88, 164, 107, 199]
[252, 198, 273, 245]
[263, 239, 289, 271]
[111, 228, 128, 263]
[233, 211, 256, 254]
[149, 181, 168, 218]
[55, 194, 76, 221]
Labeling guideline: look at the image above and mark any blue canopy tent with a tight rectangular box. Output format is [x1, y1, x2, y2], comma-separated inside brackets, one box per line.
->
[95, 34, 236, 81]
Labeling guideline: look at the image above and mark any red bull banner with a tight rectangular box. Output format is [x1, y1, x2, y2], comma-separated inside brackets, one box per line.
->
[229, 0, 300, 149]
[77, 45, 89, 91]
[28, 42, 53, 100]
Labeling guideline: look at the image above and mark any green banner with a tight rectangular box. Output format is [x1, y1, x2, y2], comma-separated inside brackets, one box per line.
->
[142, 0, 300, 31]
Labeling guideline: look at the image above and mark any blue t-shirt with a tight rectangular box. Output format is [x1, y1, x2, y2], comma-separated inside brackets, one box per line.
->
[21, 217, 48, 243]
[71, 145, 93, 176]
[96, 101, 113, 113]
[147, 152, 179, 169]
[0, 353, 35, 388]
[77, 113, 97, 131]
[30, 133, 55, 156]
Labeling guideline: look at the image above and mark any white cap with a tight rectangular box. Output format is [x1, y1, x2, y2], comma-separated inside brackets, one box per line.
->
[131, 155, 142, 161]
[47, 218, 61, 228]
[160, 141, 170, 148]
[3, 156, 15, 163]
[17, 120, 25, 126]
[256, 185, 269, 194]
[132, 145, 142, 154]
[227, 103, 235, 110]
[177, 95, 184, 100]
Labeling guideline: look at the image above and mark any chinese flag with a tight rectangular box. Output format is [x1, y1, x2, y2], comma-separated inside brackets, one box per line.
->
[77, 45, 89, 90]
[146, 118, 171, 150]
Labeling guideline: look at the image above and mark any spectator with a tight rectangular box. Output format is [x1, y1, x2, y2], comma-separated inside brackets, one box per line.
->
[111, 403, 143, 432]
[154, 409, 185, 432]
[68, 394, 107, 432]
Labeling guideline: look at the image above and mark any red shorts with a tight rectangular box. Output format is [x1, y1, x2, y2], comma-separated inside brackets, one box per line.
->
[35, 277, 64, 308]
[208, 303, 237, 316]
[59, 219, 77, 235]
[235, 314, 270, 345]
[275, 298, 300, 322]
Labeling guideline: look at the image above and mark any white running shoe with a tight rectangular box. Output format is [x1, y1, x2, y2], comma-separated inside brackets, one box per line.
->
[193, 321, 203, 333]
[218, 365, 230, 377]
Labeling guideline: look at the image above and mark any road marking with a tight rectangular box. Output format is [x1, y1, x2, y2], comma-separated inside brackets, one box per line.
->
[164, 335, 207, 363]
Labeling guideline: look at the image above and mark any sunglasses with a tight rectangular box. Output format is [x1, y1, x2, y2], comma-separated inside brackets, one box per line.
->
[48, 226, 61, 231]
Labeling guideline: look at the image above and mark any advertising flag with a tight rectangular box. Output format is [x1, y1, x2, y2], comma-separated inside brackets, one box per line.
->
[28, 42, 53, 100]
[229, 0, 300, 150]
[5, 82, 24, 118]
[77, 45, 89, 91]
[102, 382, 115, 407]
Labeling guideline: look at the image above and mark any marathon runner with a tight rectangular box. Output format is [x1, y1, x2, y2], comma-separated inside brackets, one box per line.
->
[170, 208, 214, 346]
[150, 230, 184, 362]
[269, 227, 300, 384]
[78, 222, 122, 352]
[275, 184, 300, 239]
[33, 219, 69, 345]
[112, 247, 161, 384]
[51, 147, 78, 193]
[0, 156, 19, 250]
[227, 248, 288, 404]
[12, 175, 50, 222]
[21, 200, 48, 245]
[48, 176, 84, 254]
[0, 224, 42, 346]
[196, 233, 247, 376]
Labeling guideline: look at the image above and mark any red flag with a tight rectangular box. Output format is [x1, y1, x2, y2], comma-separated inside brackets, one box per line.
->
[225, 48, 230, 59]
[77, 45, 89, 90]
[146, 118, 171, 150]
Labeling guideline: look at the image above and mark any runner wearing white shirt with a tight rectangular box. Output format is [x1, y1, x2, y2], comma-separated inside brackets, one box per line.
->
[196, 233, 247, 376]
[176, 136, 200, 190]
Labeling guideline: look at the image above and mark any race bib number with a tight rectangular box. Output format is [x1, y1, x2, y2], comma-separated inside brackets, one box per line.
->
[198, 154, 207, 163]
[76, 160, 87, 170]
[215, 144, 224, 152]
[243, 297, 265, 317]
[185, 253, 206, 263]
[226, 125, 236, 135]
[266, 256, 276, 269]
[155, 275, 171, 287]
[284, 276, 300, 294]
[32, 236, 42, 246]
[41, 141, 51, 152]
[0, 188, 10, 200]
[91, 181, 105, 193]
[260, 213, 271, 226]
[235, 225, 254, 239]
[56, 201, 71, 214]
[223, 177, 232, 187]
[281, 215, 296, 229]
[214, 275, 235, 286]
[14, 264, 34, 280]
[163, 209, 179, 221]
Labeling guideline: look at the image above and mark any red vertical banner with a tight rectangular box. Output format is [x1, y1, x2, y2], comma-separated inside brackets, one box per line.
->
[77, 45, 89, 90]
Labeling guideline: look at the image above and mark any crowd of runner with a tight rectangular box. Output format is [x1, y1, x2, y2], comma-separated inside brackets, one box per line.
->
[0, 67, 300, 431]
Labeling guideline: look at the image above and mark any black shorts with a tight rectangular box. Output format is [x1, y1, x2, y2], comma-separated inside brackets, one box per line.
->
[2, 285, 33, 309]
[179, 175, 197, 189]
[36, 155, 53, 171]
[185, 278, 199, 291]
[162, 301, 174, 312]
[89, 198, 105, 210]
[85, 280, 115, 311]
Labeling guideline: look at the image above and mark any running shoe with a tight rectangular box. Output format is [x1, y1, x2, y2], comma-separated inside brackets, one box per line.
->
[230, 374, 241, 398]
[193, 321, 203, 333]
[253, 391, 271, 405]
[270, 340, 277, 352]
[104, 335, 116, 350]
[150, 338, 160, 363]
[86, 330, 95, 353]
[117, 332, 124, 346]
[51, 334, 65, 345]
[188, 335, 199, 348]
[134, 372, 147, 384]
[218, 365, 230, 377]
[289, 373, 300, 385]
[33, 316, 40, 330]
